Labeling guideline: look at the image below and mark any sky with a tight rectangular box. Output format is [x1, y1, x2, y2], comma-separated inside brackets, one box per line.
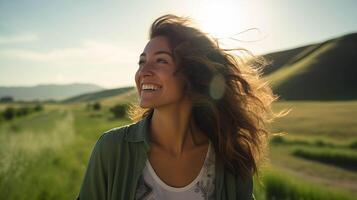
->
[0, 0, 357, 89]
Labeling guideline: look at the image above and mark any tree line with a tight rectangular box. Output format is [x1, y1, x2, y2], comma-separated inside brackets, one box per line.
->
[0, 104, 44, 122]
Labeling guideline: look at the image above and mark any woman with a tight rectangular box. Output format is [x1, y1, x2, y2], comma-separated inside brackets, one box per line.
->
[78, 14, 282, 200]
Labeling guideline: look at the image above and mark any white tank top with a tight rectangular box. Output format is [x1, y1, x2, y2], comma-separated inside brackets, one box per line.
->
[135, 141, 215, 200]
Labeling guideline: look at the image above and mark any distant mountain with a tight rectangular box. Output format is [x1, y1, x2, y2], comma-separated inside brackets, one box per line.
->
[61, 86, 135, 103]
[262, 32, 357, 100]
[0, 83, 105, 101]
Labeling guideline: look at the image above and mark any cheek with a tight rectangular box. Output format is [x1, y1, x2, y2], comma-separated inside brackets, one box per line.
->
[169, 78, 186, 96]
[134, 71, 140, 90]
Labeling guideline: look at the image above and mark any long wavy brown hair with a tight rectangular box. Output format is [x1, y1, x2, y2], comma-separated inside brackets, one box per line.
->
[129, 14, 288, 180]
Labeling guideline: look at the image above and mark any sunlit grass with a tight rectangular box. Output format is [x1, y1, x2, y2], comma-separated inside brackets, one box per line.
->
[0, 103, 131, 199]
[0, 100, 356, 199]
[270, 100, 357, 140]
[259, 168, 355, 200]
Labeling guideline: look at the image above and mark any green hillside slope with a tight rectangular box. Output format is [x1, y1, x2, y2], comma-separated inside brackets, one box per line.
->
[263, 45, 313, 75]
[263, 33, 357, 100]
[61, 86, 134, 103]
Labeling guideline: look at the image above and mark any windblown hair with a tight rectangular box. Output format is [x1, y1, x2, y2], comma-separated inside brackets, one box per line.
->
[129, 14, 288, 180]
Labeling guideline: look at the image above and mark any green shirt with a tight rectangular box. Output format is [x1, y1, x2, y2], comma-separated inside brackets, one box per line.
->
[77, 114, 255, 200]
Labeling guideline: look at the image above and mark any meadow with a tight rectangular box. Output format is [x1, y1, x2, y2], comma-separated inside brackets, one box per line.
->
[0, 100, 356, 200]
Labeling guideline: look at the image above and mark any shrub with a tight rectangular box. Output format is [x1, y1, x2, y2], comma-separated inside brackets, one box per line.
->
[110, 104, 128, 118]
[93, 102, 101, 111]
[3, 107, 15, 120]
[270, 135, 285, 144]
[34, 104, 43, 112]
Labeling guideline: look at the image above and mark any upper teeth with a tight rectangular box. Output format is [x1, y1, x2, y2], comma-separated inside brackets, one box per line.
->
[142, 84, 161, 90]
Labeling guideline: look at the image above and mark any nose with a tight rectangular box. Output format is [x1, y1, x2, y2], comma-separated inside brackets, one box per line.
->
[137, 62, 154, 78]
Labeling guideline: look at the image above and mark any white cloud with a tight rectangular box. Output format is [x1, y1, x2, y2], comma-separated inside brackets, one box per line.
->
[0, 33, 38, 44]
[0, 39, 139, 66]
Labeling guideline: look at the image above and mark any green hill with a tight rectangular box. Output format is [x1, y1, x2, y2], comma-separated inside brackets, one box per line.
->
[61, 86, 135, 103]
[262, 32, 357, 100]
[262, 44, 314, 75]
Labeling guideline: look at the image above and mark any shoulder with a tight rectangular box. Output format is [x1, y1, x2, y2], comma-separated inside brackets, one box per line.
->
[98, 125, 128, 143]
[89, 117, 149, 167]
[95, 120, 144, 148]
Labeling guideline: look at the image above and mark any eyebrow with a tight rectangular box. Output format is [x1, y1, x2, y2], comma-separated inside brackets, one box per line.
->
[140, 51, 172, 57]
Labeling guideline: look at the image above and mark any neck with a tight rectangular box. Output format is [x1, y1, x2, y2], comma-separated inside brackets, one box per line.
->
[149, 99, 206, 158]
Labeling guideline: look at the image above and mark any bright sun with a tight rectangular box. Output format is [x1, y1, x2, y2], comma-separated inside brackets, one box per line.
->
[191, 0, 267, 53]
[193, 1, 249, 39]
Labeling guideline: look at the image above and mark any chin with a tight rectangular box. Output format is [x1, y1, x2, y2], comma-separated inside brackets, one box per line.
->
[139, 101, 156, 109]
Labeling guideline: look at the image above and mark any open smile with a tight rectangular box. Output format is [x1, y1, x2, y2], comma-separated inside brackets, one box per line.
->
[141, 83, 162, 92]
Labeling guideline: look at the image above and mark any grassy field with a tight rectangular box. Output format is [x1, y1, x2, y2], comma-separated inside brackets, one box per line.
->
[0, 103, 131, 199]
[262, 100, 357, 199]
[0, 100, 356, 199]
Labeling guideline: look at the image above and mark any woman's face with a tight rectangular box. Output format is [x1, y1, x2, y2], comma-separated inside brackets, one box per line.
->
[135, 36, 187, 109]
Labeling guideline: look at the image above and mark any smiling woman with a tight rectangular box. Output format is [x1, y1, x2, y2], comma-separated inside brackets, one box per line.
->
[77, 14, 284, 200]
[135, 36, 188, 110]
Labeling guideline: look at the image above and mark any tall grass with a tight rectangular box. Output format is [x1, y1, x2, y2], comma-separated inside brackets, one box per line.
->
[292, 147, 357, 171]
[262, 169, 355, 200]
[0, 104, 133, 200]
[0, 108, 75, 199]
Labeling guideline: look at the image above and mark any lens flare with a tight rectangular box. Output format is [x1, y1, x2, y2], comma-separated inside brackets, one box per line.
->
[209, 73, 226, 100]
